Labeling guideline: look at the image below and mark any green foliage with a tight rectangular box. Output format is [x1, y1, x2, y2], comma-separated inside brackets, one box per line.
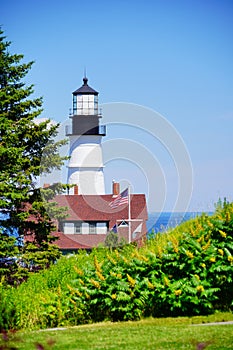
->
[0, 201, 233, 330]
[0, 232, 19, 259]
[0, 29, 68, 285]
[104, 231, 119, 249]
[0, 230, 25, 285]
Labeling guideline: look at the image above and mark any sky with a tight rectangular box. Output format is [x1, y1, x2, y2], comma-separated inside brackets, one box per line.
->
[2, 0, 233, 212]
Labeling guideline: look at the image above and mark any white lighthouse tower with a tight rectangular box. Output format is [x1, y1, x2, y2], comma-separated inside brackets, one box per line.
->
[66, 76, 106, 195]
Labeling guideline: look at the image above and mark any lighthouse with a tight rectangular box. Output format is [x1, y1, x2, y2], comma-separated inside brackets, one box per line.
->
[66, 76, 106, 195]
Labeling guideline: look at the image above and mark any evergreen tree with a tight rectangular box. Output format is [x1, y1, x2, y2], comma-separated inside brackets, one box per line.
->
[0, 29, 69, 283]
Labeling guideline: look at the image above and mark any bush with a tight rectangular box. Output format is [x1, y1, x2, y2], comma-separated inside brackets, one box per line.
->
[1, 200, 233, 330]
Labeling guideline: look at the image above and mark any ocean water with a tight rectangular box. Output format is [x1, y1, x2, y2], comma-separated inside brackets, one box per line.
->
[147, 212, 213, 233]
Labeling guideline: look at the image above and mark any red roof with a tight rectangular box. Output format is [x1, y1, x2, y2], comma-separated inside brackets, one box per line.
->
[24, 231, 91, 249]
[52, 232, 90, 249]
[63, 234, 107, 248]
[55, 194, 147, 224]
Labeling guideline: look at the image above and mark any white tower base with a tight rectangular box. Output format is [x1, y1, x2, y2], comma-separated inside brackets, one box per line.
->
[68, 167, 105, 195]
[67, 135, 105, 195]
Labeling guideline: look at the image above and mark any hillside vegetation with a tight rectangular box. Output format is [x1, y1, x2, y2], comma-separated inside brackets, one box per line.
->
[1, 200, 233, 331]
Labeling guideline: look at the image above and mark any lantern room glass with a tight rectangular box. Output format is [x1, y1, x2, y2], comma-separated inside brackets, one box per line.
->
[73, 94, 98, 115]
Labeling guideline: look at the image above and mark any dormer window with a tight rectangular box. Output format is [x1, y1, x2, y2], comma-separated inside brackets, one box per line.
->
[62, 221, 108, 234]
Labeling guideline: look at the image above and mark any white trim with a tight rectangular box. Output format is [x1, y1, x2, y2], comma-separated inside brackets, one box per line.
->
[128, 185, 131, 244]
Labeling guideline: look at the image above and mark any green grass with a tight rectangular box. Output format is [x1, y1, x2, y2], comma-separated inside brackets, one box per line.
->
[2, 313, 233, 350]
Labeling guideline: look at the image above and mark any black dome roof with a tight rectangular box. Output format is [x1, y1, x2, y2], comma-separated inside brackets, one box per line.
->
[73, 77, 98, 95]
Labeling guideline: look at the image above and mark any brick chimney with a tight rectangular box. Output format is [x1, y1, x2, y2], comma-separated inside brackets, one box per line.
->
[112, 181, 120, 196]
[74, 184, 79, 195]
[43, 183, 50, 188]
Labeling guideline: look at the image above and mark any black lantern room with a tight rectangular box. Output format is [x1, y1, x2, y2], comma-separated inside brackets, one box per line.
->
[67, 77, 106, 136]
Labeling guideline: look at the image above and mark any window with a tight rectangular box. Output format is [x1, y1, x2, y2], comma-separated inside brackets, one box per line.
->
[74, 222, 82, 233]
[89, 222, 96, 234]
[118, 220, 128, 227]
[94, 95, 98, 114]
[96, 222, 108, 234]
[62, 221, 109, 234]
[63, 222, 75, 234]
[76, 95, 96, 115]
[73, 95, 77, 114]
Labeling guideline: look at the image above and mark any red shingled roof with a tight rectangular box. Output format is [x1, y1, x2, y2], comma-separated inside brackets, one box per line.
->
[24, 231, 91, 249]
[52, 232, 90, 249]
[55, 194, 147, 225]
[64, 234, 107, 248]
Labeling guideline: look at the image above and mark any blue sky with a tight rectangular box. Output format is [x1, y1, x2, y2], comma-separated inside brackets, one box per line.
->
[2, 0, 233, 212]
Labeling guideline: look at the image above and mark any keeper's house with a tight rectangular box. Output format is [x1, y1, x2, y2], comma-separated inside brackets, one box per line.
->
[53, 182, 148, 253]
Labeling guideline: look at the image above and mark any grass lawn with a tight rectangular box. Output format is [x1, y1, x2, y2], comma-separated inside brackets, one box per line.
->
[1, 313, 233, 350]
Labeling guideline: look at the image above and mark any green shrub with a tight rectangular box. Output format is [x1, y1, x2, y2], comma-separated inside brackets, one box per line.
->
[1, 200, 232, 330]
